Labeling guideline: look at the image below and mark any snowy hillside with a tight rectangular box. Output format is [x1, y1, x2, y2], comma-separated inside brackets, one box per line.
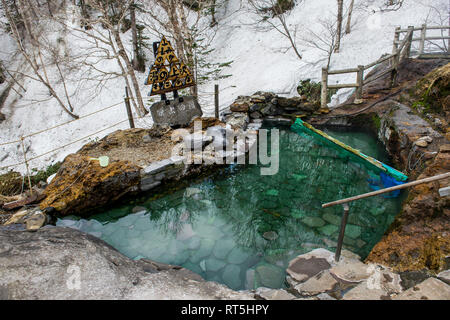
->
[0, 0, 448, 173]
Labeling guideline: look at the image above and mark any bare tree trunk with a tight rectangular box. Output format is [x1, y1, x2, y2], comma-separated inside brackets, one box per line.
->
[175, 0, 197, 97]
[130, 1, 140, 70]
[210, 0, 217, 27]
[112, 29, 147, 116]
[2, 0, 79, 119]
[345, 0, 354, 34]
[335, 0, 343, 53]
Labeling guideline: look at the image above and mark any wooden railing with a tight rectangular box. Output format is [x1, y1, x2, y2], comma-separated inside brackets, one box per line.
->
[321, 172, 450, 262]
[321, 25, 450, 109]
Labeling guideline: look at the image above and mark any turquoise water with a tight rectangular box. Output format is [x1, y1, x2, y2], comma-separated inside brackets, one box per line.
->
[57, 127, 403, 290]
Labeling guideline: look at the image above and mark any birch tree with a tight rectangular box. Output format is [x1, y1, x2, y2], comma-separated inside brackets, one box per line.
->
[1, 0, 79, 119]
[247, 0, 303, 61]
[335, 0, 343, 52]
[345, 0, 354, 34]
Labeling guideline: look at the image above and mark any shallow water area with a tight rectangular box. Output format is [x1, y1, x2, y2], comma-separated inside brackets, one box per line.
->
[57, 127, 403, 290]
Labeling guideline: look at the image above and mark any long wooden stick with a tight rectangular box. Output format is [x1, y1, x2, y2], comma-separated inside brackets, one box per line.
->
[322, 172, 450, 208]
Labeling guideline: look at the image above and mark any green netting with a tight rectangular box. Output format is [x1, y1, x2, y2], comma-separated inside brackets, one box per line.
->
[290, 119, 408, 182]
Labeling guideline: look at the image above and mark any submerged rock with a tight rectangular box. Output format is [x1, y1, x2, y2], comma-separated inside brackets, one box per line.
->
[263, 231, 278, 241]
[221, 264, 242, 290]
[255, 262, 285, 289]
[301, 216, 325, 228]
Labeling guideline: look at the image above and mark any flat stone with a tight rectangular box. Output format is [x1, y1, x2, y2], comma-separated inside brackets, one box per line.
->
[266, 189, 279, 196]
[205, 257, 226, 272]
[316, 293, 337, 300]
[183, 134, 212, 150]
[293, 270, 338, 296]
[222, 264, 242, 290]
[322, 213, 341, 226]
[318, 224, 338, 236]
[213, 239, 234, 260]
[255, 263, 285, 289]
[341, 249, 361, 261]
[393, 278, 450, 300]
[254, 288, 296, 300]
[4, 209, 29, 225]
[287, 249, 334, 283]
[189, 239, 215, 263]
[345, 225, 362, 239]
[176, 224, 195, 241]
[25, 211, 47, 232]
[330, 258, 373, 283]
[227, 247, 249, 264]
[437, 270, 450, 285]
[301, 216, 325, 228]
[343, 281, 392, 300]
[291, 209, 307, 219]
[245, 269, 255, 290]
[414, 139, 428, 147]
[263, 231, 278, 241]
[143, 158, 173, 175]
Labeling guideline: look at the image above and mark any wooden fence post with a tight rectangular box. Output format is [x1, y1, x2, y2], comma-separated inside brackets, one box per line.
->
[391, 51, 400, 88]
[356, 65, 364, 101]
[124, 86, 135, 129]
[321, 67, 328, 109]
[214, 84, 219, 119]
[392, 26, 400, 54]
[405, 26, 414, 58]
[419, 24, 426, 56]
[20, 137, 33, 196]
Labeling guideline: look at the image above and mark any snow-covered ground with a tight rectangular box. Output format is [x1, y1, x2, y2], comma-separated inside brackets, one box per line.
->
[0, 0, 448, 174]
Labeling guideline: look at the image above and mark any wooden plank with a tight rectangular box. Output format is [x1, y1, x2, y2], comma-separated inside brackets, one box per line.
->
[425, 26, 450, 30]
[364, 54, 396, 70]
[327, 83, 359, 89]
[418, 53, 450, 59]
[322, 172, 450, 208]
[327, 68, 359, 75]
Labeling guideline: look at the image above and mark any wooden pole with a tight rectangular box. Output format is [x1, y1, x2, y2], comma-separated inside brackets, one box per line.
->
[322, 172, 450, 208]
[20, 137, 33, 196]
[321, 67, 328, 109]
[214, 84, 219, 119]
[335, 203, 349, 262]
[356, 65, 364, 100]
[419, 24, 426, 55]
[405, 26, 414, 58]
[124, 86, 135, 129]
[392, 27, 400, 54]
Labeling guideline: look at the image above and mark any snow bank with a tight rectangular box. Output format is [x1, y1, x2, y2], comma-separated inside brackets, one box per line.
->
[0, 0, 447, 173]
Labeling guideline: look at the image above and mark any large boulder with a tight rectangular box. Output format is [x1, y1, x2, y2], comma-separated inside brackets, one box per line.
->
[150, 96, 202, 127]
[39, 154, 141, 217]
[0, 226, 253, 300]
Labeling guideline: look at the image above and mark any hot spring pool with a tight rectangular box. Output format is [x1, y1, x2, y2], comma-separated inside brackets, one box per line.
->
[57, 127, 404, 290]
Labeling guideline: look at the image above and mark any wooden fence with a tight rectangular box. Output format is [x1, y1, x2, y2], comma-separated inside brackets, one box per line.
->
[321, 25, 450, 108]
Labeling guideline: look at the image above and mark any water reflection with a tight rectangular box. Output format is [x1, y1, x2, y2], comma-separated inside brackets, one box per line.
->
[57, 128, 402, 290]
